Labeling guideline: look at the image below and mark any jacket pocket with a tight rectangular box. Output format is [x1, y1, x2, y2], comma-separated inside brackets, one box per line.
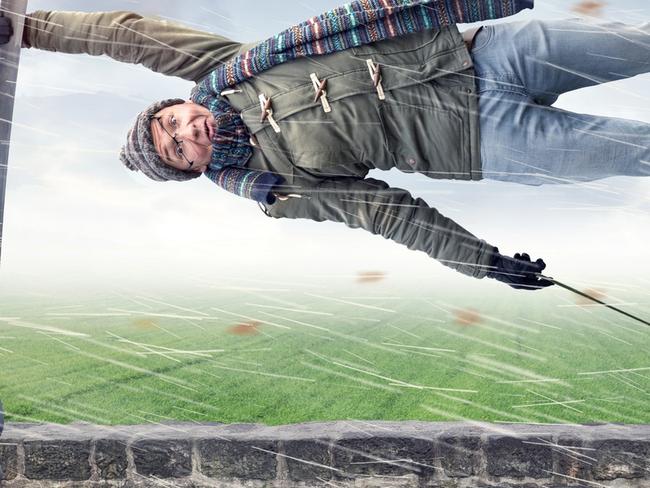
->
[351, 29, 442, 61]
[378, 99, 466, 179]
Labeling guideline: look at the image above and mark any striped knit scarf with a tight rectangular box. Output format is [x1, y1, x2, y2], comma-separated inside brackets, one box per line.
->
[202, 97, 284, 204]
[192, 0, 534, 203]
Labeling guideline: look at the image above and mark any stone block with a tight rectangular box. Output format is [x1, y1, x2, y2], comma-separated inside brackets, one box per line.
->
[95, 439, 127, 480]
[423, 480, 460, 488]
[543, 485, 592, 488]
[132, 439, 191, 478]
[332, 436, 435, 478]
[485, 435, 552, 478]
[590, 438, 650, 480]
[284, 438, 335, 481]
[24, 440, 91, 480]
[198, 438, 277, 480]
[353, 474, 420, 487]
[476, 483, 556, 488]
[436, 434, 481, 477]
[0, 443, 18, 480]
[554, 436, 591, 482]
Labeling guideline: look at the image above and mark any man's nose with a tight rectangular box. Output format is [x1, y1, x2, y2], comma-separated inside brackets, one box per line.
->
[178, 122, 200, 141]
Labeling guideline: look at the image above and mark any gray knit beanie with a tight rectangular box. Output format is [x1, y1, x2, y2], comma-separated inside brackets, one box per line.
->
[119, 98, 203, 182]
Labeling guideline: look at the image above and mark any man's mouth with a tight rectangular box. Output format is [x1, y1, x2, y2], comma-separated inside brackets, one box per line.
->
[205, 117, 216, 141]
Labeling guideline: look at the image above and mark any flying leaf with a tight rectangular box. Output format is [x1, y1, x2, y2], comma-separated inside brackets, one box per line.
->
[454, 308, 483, 326]
[227, 321, 260, 336]
[133, 319, 157, 331]
[356, 271, 387, 284]
[571, 1, 606, 16]
[576, 288, 607, 306]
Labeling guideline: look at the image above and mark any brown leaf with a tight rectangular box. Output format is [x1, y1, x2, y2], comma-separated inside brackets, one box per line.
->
[356, 271, 387, 284]
[227, 321, 260, 336]
[133, 319, 157, 331]
[453, 308, 483, 327]
[576, 288, 607, 306]
[571, 1, 606, 16]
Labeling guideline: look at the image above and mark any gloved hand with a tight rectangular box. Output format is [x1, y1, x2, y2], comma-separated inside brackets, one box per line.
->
[0, 15, 14, 45]
[486, 249, 554, 291]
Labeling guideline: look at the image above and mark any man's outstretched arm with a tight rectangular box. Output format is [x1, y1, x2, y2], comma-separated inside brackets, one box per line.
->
[265, 176, 498, 279]
[22, 10, 254, 82]
[265, 177, 552, 288]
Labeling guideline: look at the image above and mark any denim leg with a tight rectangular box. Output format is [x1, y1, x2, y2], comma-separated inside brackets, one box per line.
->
[471, 17, 650, 105]
[470, 18, 650, 185]
[476, 89, 650, 185]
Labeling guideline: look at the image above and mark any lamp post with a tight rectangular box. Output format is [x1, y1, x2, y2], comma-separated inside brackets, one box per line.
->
[0, 0, 28, 263]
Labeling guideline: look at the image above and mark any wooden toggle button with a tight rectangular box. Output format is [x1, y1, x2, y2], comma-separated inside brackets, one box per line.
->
[366, 59, 385, 101]
[310, 73, 332, 113]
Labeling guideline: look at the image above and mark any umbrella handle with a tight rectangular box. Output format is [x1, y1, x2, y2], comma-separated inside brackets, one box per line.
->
[536, 274, 650, 328]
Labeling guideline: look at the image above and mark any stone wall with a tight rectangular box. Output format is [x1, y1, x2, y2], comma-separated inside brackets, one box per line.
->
[0, 421, 649, 487]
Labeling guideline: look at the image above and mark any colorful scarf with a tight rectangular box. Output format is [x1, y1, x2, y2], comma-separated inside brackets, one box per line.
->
[193, 0, 534, 203]
[202, 97, 285, 204]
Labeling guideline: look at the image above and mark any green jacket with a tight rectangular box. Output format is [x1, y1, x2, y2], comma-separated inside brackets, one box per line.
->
[24, 10, 497, 279]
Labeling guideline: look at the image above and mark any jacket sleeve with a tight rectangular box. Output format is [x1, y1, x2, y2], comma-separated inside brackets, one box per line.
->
[22, 10, 257, 82]
[264, 177, 498, 279]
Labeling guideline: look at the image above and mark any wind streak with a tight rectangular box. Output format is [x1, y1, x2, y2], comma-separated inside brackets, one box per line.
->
[211, 306, 291, 330]
[72, 349, 199, 392]
[303, 293, 397, 313]
[380, 342, 456, 353]
[211, 363, 315, 382]
[307, 350, 476, 393]
[251, 446, 343, 474]
[523, 390, 584, 414]
[133, 296, 210, 316]
[257, 311, 410, 356]
[301, 361, 400, 393]
[435, 327, 546, 362]
[107, 308, 212, 321]
[246, 302, 334, 316]
[0, 318, 89, 337]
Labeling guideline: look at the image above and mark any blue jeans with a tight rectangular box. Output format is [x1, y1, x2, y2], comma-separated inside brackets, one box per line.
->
[470, 18, 650, 185]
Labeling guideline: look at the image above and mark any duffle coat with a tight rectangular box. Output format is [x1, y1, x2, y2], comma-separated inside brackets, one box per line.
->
[24, 10, 498, 279]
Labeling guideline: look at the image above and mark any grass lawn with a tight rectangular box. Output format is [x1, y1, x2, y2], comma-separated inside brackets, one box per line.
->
[1, 282, 649, 425]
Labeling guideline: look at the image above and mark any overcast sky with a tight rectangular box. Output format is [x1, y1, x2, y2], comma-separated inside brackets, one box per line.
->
[1, 0, 648, 295]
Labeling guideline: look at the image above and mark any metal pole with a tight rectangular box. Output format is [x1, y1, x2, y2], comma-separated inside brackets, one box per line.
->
[0, 398, 4, 479]
[0, 0, 27, 264]
[539, 274, 650, 328]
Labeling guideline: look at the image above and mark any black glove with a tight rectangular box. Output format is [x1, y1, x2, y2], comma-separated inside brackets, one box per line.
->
[0, 15, 14, 45]
[486, 249, 554, 291]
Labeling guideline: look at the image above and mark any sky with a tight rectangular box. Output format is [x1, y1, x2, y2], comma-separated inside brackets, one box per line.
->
[0, 0, 648, 295]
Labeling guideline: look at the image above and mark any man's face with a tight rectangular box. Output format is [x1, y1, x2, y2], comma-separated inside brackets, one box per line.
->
[151, 101, 216, 174]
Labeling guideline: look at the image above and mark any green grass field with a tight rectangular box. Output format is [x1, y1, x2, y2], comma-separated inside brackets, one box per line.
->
[1, 283, 649, 425]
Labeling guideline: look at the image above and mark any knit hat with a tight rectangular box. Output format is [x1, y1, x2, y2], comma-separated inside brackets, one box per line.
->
[119, 98, 202, 182]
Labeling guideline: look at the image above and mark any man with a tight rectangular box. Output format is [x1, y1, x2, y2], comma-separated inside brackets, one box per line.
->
[2, 3, 648, 290]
